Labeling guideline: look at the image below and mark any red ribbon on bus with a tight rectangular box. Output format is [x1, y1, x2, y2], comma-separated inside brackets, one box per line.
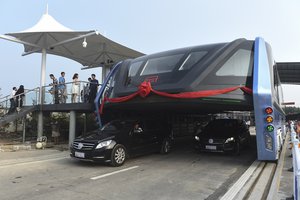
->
[99, 81, 252, 114]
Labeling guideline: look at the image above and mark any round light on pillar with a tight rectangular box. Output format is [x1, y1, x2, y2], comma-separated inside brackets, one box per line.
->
[266, 125, 274, 132]
[266, 116, 273, 123]
[265, 107, 273, 115]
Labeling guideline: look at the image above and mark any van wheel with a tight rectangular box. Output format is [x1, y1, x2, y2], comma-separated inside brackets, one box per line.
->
[110, 144, 126, 167]
[160, 138, 171, 154]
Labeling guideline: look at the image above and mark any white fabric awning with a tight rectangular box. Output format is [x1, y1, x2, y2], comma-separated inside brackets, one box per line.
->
[2, 13, 143, 68]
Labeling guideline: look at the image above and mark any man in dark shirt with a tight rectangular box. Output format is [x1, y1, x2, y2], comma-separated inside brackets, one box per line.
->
[89, 74, 99, 103]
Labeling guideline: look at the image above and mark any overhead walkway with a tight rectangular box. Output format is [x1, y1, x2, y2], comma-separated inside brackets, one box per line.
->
[0, 81, 97, 147]
[0, 81, 95, 118]
[0, 102, 95, 127]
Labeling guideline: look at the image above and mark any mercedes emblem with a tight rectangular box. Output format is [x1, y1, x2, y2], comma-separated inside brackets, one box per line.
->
[78, 143, 83, 149]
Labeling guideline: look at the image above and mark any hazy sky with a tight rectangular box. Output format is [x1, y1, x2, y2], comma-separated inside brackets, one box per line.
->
[0, 0, 300, 105]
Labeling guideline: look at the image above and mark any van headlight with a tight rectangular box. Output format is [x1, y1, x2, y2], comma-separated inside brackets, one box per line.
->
[96, 140, 112, 149]
[225, 137, 235, 143]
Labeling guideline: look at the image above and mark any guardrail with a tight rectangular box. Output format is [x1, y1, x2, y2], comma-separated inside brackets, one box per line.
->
[291, 122, 300, 200]
[0, 87, 39, 117]
[43, 81, 93, 104]
[0, 81, 100, 117]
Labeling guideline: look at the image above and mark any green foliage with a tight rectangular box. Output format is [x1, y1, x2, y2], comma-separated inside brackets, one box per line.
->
[25, 111, 98, 140]
[283, 106, 300, 115]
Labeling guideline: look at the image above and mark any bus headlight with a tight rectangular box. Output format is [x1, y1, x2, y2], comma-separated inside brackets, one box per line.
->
[266, 125, 274, 132]
[265, 134, 273, 150]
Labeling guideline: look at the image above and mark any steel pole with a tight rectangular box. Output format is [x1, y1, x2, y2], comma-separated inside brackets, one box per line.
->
[69, 111, 76, 148]
[37, 48, 46, 138]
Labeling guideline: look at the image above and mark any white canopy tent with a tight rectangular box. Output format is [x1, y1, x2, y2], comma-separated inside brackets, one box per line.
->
[0, 10, 144, 103]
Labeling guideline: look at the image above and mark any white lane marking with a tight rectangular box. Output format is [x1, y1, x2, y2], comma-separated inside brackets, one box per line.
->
[0, 156, 69, 168]
[91, 166, 139, 180]
[220, 160, 261, 200]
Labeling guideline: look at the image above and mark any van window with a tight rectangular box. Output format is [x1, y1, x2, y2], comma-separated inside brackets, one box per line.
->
[140, 54, 184, 76]
[179, 51, 207, 71]
[128, 61, 143, 77]
[216, 49, 252, 77]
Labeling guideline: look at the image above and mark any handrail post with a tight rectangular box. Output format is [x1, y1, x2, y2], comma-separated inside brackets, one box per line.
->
[35, 88, 38, 105]
[22, 117, 26, 143]
[78, 82, 81, 103]
[38, 87, 41, 105]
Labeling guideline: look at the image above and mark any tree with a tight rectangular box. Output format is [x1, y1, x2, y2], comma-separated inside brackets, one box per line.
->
[283, 106, 300, 115]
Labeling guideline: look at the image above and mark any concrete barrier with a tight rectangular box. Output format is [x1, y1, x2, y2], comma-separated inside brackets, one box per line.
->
[291, 122, 300, 200]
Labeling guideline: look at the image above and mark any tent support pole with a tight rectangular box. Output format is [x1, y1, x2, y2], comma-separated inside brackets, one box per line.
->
[101, 66, 108, 83]
[37, 48, 46, 138]
[39, 48, 46, 104]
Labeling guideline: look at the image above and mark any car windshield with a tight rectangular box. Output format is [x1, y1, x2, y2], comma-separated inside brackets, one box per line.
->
[203, 119, 240, 137]
[99, 120, 134, 134]
[100, 121, 123, 132]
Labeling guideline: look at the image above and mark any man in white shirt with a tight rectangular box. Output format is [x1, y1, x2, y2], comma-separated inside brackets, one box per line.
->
[8, 87, 17, 113]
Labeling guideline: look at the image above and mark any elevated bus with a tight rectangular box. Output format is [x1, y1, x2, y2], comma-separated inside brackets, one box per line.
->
[95, 37, 286, 161]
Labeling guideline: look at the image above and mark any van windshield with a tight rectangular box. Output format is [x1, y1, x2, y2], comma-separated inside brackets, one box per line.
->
[140, 54, 184, 76]
[203, 120, 240, 137]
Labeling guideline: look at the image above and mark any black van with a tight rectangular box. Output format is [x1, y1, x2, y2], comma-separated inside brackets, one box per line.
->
[102, 39, 254, 114]
[70, 119, 172, 166]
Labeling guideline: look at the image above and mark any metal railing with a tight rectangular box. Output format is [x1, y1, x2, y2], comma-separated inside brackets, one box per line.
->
[0, 81, 100, 117]
[0, 87, 39, 117]
[43, 81, 95, 104]
[290, 122, 300, 200]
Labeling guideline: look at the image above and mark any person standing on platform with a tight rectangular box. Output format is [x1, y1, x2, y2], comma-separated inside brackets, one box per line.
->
[49, 74, 59, 104]
[82, 77, 91, 103]
[58, 72, 67, 103]
[8, 87, 17, 113]
[89, 74, 99, 103]
[71, 73, 80, 103]
[15, 85, 25, 109]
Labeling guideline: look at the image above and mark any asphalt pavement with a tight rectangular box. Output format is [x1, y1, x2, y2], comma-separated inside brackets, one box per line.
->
[0, 137, 295, 200]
